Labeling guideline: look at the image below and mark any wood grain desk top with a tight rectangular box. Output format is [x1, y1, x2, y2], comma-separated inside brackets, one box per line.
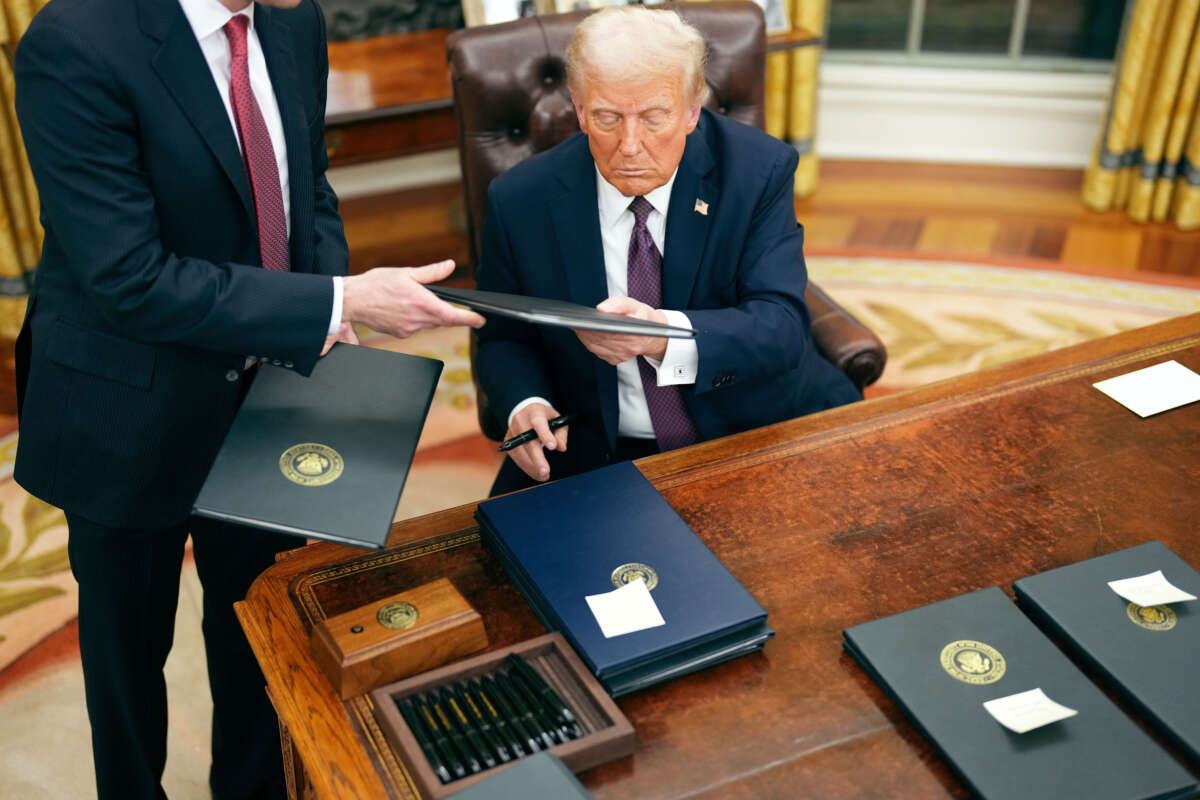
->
[325, 27, 819, 125]
[236, 313, 1200, 799]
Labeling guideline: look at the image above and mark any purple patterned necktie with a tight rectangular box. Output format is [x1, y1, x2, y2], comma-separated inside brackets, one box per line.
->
[223, 15, 290, 271]
[626, 196, 697, 451]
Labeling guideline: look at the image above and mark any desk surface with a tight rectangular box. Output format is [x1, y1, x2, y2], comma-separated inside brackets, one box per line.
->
[236, 313, 1200, 799]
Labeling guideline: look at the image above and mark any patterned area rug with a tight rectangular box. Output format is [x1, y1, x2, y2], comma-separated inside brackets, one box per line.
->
[1, 254, 1198, 671]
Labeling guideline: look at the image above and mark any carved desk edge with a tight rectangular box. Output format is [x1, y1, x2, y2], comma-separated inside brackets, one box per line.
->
[235, 311, 1199, 800]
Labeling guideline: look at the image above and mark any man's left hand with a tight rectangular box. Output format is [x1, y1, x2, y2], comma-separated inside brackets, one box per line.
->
[575, 297, 669, 365]
[321, 321, 359, 356]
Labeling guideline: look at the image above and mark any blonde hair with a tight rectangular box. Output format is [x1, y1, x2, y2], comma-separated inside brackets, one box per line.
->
[566, 6, 709, 107]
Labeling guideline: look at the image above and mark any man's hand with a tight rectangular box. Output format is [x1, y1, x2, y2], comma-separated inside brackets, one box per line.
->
[574, 296, 669, 365]
[320, 321, 359, 356]
[340, 260, 485, 338]
[505, 401, 569, 483]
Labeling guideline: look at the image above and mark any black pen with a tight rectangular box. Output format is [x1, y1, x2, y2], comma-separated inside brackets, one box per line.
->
[412, 695, 467, 779]
[494, 671, 560, 748]
[451, 683, 511, 764]
[467, 678, 527, 758]
[501, 668, 566, 746]
[439, 687, 497, 770]
[506, 653, 583, 740]
[480, 675, 542, 753]
[498, 413, 577, 452]
[395, 698, 453, 784]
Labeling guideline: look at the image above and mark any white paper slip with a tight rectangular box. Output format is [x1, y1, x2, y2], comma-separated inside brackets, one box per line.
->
[983, 688, 1078, 734]
[1092, 360, 1200, 418]
[584, 578, 666, 639]
[1107, 569, 1198, 607]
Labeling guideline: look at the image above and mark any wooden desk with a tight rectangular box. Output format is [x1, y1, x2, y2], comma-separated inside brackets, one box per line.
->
[236, 313, 1200, 799]
[323, 27, 820, 166]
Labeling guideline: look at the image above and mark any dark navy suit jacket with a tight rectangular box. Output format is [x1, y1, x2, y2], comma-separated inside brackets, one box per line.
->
[13, 0, 347, 528]
[475, 109, 859, 473]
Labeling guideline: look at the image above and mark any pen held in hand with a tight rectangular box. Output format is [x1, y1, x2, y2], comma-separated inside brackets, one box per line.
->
[498, 412, 577, 452]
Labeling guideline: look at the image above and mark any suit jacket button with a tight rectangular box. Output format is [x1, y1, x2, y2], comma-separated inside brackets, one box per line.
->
[271, 359, 282, 366]
[225, 369, 239, 382]
[284, 361, 294, 369]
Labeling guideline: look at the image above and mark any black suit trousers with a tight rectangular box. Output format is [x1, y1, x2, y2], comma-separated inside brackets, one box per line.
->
[66, 512, 295, 800]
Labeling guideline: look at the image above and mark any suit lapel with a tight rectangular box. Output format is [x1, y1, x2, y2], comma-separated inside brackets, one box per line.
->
[662, 120, 717, 309]
[549, 138, 619, 447]
[142, 0, 255, 223]
[256, 5, 314, 272]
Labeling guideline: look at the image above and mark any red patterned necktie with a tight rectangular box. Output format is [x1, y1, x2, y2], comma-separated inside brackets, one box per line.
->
[626, 196, 697, 451]
[223, 15, 290, 271]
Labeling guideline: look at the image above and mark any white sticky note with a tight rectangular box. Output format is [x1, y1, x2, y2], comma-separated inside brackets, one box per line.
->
[1092, 360, 1200, 418]
[1107, 570, 1197, 607]
[983, 688, 1078, 734]
[584, 578, 666, 639]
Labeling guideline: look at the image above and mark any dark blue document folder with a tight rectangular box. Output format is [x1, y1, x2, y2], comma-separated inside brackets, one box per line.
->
[476, 461, 771, 696]
[844, 587, 1198, 800]
[1014, 541, 1200, 767]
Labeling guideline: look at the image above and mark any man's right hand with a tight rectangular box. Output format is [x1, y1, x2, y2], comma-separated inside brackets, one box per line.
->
[505, 402, 569, 483]
[340, 260, 485, 337]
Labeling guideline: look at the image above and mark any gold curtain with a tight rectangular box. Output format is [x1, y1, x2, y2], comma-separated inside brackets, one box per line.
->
[765, 0, 823, 197]
[2, 0, 46, 341]
[1082, 0, 1200, 230]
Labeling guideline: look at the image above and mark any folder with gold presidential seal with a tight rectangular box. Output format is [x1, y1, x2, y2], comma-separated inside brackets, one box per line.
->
[1014, 541, 1200, 768]
[843, 587, 1198, 800]
[193, 343, 442, 549]
[475, 461, 772, 697]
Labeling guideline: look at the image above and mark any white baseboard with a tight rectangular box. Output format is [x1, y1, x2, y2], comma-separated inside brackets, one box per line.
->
[324, 64, 1114, 197]
[816, 63, 1112, 167]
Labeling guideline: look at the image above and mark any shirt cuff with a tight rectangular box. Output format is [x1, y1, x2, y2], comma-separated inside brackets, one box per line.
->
[643, 311, 697, 386]
[507, 396, 553, 430]
[327, 276, 343, 337]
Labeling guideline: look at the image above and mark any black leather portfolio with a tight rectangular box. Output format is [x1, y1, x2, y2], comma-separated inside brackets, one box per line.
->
[1014, 541, 1200, 767]
[193, 344, 442, 549]
[429, 286, 696, 338]
[476, 461, 772, 697]
[445, 753, 592, 799]
[843, 587, 1198, 800]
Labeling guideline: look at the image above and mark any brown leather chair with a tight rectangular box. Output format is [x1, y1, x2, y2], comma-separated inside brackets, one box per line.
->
[446, 1, 886, 440]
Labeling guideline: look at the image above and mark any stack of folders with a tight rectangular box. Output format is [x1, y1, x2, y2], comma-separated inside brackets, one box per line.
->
[843, 587, 1199, 800]
[475, 461, 772, 697]
[1015, 541, 1200, 768]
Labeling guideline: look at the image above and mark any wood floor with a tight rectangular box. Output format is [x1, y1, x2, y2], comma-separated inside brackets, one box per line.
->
[339, 159, 1200, 280]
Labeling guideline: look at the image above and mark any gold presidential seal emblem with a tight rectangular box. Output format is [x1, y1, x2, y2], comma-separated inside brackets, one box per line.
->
[1126, 602, 1177, 631]
[611, 562, 659, 591]
[376, 601, 419, 630]
[940, 640, 1006, 685]
[279, 443, 343, 486]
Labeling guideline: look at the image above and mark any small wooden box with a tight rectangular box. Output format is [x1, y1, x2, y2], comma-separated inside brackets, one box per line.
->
[370, 632, 635, 799]
[310, 578, 487, 699]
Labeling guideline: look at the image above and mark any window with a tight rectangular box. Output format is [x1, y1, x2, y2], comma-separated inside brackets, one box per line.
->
[826, 0, 1129, 67]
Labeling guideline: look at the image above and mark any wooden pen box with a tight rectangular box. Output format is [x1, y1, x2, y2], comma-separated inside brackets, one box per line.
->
[310, 577, 487, 699]
[370, 632, 635, 799]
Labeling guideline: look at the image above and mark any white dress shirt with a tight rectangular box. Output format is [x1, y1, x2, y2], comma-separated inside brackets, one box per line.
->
[508, 168, 699, 439]
[177, 0, 341, 335]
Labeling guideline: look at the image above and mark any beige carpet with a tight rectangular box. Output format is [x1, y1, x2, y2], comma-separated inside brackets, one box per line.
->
[1, 254, 1198, 673]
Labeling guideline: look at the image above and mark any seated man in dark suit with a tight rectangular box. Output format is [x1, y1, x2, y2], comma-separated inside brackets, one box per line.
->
[476, 5, 859, 495]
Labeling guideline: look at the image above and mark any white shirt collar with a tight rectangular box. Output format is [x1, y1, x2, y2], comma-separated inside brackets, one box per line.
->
[595, 165, 679, 229]
[177, 0, 254, 43]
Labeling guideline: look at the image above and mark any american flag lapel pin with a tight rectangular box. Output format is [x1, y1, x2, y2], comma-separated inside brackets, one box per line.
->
[694, 198, 709, 216]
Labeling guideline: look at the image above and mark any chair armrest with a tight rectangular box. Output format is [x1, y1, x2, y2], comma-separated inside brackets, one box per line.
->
[805, 281, 887, 391]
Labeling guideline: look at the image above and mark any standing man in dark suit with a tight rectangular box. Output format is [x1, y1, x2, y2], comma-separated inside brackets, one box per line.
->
[13, 0, 482, 796]
[475, 6, 859, 495]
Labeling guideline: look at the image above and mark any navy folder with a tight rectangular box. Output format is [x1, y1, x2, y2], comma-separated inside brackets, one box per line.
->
[475, 461, 771, 696]
[1014, 541, 1200, 767]
[193, 343, 442, 550]
[844, 587, 1198, 800]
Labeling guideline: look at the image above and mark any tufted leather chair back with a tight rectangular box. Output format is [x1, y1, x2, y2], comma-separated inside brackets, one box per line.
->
[447, 1, 767, 267]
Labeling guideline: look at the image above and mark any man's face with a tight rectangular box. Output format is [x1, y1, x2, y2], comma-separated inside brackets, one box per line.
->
[573, 69, 701, 197]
